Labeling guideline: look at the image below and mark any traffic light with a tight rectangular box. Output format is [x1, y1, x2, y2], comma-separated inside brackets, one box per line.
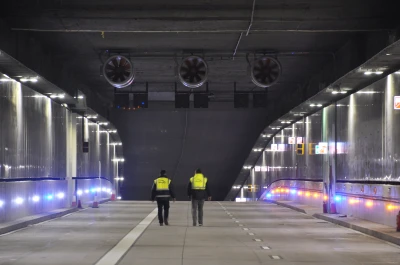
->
[296, 144, 304, 155]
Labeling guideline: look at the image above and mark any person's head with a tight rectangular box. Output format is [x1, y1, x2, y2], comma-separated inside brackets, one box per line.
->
[195, 168, 202, 174]
[160, 169, 166, 176]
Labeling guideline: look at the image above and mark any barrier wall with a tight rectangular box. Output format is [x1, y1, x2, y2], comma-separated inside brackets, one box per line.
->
[262, 180, 400, 227]
[0, 75, 119, 224]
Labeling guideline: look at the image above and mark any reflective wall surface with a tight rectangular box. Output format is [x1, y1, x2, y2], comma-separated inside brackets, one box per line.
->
[0, 76, 119, 223]
[239, 73, 400, 200]
[0, 81, 67, 179]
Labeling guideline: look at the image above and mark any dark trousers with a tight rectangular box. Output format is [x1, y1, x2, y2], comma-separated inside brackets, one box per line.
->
[156, 198, 170, 224]
[191, 199, 205, 225]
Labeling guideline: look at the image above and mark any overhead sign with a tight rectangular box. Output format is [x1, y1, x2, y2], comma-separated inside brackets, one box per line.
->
[394, 96, 400, 109]
[297, 137, 304, 144]
[288, 137, 295, 144]
[271, 144, 278, 151]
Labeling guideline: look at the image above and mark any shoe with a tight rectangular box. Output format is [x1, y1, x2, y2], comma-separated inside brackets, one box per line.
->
[160, 223, 164, 226]
[193, 223, 196, 226]
[199, 224, 203, 226]
[165, 220, 169, 226]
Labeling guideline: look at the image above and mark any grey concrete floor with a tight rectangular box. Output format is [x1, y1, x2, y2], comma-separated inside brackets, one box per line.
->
[0, 201, 399, 265]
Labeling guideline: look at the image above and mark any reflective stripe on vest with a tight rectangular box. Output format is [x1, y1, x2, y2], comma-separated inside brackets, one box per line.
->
[190, 174, 207, 190]
[155, 177, 171, 191]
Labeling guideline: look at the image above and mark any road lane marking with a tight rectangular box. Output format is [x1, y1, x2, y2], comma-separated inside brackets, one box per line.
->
[95, 208, 157, 265]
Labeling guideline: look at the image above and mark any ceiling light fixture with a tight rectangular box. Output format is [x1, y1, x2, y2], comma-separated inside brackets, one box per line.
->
[20, 77, 38, 83]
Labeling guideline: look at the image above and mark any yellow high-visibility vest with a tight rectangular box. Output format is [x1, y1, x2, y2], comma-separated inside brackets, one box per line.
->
[190, 174, 207, 190]
[154, 177, 171, 191]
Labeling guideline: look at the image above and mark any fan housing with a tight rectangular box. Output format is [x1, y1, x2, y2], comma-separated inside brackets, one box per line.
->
[249, 56, 281, 88]
[103, 55, 135, 88]
[178, 56, 208, 88]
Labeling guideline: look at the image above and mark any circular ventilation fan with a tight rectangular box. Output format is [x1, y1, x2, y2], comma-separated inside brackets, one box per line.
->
[249, 56, 281, 88]
[178, 56, 208, 88]
[103, 55, 135, 88]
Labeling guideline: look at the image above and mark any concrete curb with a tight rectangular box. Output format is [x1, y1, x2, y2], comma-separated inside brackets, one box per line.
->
[266, 200, 307, 214]
[267, 199, 400, 246]
[0, 198, 111, 236]
[0, 207, 79, 235]
[313, 213, 400, 246]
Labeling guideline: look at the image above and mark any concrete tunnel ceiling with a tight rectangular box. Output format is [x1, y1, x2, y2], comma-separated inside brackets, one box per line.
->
[1, 0, 400, 200]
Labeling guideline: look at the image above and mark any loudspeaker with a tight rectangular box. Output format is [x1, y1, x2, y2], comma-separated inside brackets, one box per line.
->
[114, 93, 129, 109]
[194, 94, 208, 108]
[175, 93, 190, 108]
[234, 93, 249, 108]
[253, 92, 268, 108]
[133, 93, 148, 108]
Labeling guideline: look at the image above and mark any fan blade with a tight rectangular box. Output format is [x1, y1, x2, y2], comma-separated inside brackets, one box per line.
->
[180, 66, 189, 71]
[192, 58, 198, 67]
[180, 68, 189, 77]
[197, 70, 206, 76]
[258, 60, 264, 68]
[106, 64, 115, 70]
[254, 73, 262, 79]
[182, 73, 190, 79]
[185, 59, 192, 68]
[265, 58, 271, 68]
[111, 59, 118, 68]
[253, 66, 261, 71]
[196, 61, 205, 69]
[194, 74, 201, 82]
[267, 75, 273, 84]
[189, 75, 194, 83]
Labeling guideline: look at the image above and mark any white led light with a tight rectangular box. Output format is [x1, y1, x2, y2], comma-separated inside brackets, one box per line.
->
[56, 192, 65, 199]
[78, 96, 84, 99]
[32, 195, 40, 202]
[317, 104, 323, 107]
[15, 197, 24, 205]
[117, 196, 122, 200]
[102, 187, 107, 192]
[375, 71, 383, 75]
[341, 91, 347, 94]
[77, 190, 83, 196]
[20, 77, 38, 82]
[96, 187, 101, 192]
[84, 189, 89, 194]
[0, 200, 4, 207]
[331, 91, 339, 94]
[364, 71, 372, 75]
[310, 104, 315, 107]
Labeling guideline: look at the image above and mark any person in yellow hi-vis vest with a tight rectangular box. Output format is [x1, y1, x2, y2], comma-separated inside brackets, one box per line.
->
[187, 168, 211, 226]
[151, 170, 176, 226]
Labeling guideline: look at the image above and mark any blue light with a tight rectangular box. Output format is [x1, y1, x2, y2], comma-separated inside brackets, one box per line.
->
[90, 188, 96, 193]
[335, 196, 341, 202]
[290, 189, 297, 194]
[46, 194, 53, 200]
[141, 102, 145, 105]
[266, 193, 272, 198]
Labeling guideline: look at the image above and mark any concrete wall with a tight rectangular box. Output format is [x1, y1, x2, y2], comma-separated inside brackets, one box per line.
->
[0, 75, 118, 223]
[110, 104, 269, 201]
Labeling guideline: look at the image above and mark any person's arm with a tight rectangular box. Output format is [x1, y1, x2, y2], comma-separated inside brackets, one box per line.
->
[151, 182, 156, 201]
[187, 180, 192, 198]
[169, 181, 176, 201]
[205, 181, 212, 201]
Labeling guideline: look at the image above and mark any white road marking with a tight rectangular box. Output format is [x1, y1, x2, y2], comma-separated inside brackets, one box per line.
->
[248, 233, 255, 236]
[270, 255, 282, 260]
[261, 246, 270, 250]
[254, 239, 262, 242]
[95, 208, 157, 265]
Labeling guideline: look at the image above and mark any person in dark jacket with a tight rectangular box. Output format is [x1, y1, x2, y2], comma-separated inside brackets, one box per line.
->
[187, 168, 211, 226]
[151, 170, 176, 226]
